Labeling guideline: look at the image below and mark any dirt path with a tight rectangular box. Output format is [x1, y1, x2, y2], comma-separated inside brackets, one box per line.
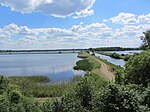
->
[85, 53, 114, 80]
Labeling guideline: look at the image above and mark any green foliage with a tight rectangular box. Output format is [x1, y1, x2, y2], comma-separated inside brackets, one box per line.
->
[41, 99, 63, 112]
[142, 85, 150, 108]
[0, 75, 9, 94]
[62, 93, 85, 112]
[0, 92, 41, 112]
[9, 76, 50, 83]
[141, 30, 150, 49]
[93, 47, 139, 51]
[1, 73, 150, 112]
[124, 54, 131, 61]
[8, 90, 23, 104]
[110, 53, 122, 59]
[125, 51, 150, 86]
[92, 84, 141, 112]
[9, 76, 76, 97]
[74, 59, 93, 71]
[75, 76, 93, 109]
[115, 69, 125, 85]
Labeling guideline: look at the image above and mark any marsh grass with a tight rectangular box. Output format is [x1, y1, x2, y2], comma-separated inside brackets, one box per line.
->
[9, 75, 80, 98]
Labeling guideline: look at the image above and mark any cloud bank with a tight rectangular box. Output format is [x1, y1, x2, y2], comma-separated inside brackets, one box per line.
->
[103, 12, 150, 25]
[0, 0, 95, 18]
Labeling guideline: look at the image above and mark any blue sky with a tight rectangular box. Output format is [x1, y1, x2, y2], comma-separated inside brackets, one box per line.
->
[0, 0, 150, 49]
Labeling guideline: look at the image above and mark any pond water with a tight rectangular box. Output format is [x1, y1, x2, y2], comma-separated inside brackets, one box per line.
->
[0, 53, 84, 82]
[95, 53, 125, 67]
[95, 50, 142, 67]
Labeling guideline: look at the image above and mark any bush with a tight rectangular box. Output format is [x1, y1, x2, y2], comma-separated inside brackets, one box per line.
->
[125, 51, 150, 86]
[110, 53, 121, 59]
[75, 76, 93, 109]
[115, 69, 124, 85]
[0, 75, 9, 94]
[41, 99, 63, 112]
[62, 93, 85, 112]
[124, 54, 131, 61]
[92, 84, 141, 112]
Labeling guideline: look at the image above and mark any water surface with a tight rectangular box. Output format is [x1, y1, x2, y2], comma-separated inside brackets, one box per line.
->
[0, 53, 84, 82]
[95, 53, 125, 67]
[95, 50, 142, 67]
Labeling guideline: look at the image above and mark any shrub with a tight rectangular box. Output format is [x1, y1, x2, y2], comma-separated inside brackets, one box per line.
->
[92, 84, 141, 112]
[125, 51, 150, 86]
[0, 75, 9, 94]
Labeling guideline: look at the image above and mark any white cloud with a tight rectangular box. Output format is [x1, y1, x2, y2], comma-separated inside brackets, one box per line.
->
[104, 12, 150, 25]
[2, 12, 150, 49]
[0, 21, 145, 49]
[138, 13, 150, 23]
[0, 0, 95, 18]
[73, 9, 94, 18]
[109, 12, 139, 25]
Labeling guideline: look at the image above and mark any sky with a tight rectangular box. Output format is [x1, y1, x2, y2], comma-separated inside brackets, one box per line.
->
[0, 0, 150, 50]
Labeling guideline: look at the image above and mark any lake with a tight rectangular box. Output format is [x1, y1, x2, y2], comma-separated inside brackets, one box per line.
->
[95, 50, 142, 67]
[0, 53, 84, 82]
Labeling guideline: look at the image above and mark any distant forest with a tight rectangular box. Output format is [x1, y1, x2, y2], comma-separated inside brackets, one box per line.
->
[89, 47, 140, 51]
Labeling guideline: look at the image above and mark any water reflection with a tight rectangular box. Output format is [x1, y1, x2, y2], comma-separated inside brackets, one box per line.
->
[95, 50, 142, 67]
[0, 53, 84, 82]
[95, 53, 125, 67]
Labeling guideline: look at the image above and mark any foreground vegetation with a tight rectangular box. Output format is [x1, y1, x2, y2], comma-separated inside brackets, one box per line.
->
[8, 75, 81, 98]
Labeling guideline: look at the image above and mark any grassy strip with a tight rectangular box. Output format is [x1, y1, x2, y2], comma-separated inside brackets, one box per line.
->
[74, 59, 93, 71]
[74, 52, 101, 71]
[96, 51, 131, 61]
[74, 52, 109, 81]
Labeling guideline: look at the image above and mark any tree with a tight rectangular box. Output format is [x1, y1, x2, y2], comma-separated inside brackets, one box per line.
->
[140, 30, 150, 49]
[0, 75, 9, 94]
[124, 51, 150, 86]
[92, 84, 141, 112]
[75, 76, 93, 109]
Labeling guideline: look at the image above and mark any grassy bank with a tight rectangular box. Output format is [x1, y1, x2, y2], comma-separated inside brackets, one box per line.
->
[75, 52, 101, 70]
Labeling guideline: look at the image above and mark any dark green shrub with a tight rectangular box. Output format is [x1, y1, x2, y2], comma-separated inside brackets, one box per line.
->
[75, 76, 93, 110]
[0, 75, 9, 94]
[125, 51, 150, 86]
[41, 99, 63, 112]
[62, 93, 85, 112]
[92, 84, 141, 112]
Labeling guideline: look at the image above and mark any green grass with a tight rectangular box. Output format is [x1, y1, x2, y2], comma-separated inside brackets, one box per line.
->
[9, 75, 80, 98]
[74, 59, 93, 71]
[96, 51, 132, 61]
[74, 52, 101, 71]
[9, 75, 50, 83]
